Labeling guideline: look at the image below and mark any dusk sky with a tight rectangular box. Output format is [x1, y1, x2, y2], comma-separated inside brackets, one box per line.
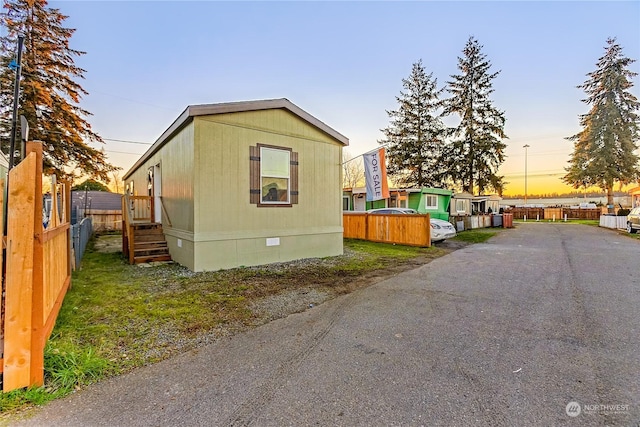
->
[11, 1, 640, 195]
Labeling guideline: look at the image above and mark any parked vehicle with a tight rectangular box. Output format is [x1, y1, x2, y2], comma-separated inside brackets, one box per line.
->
[430, 218, 457, 242]
[627, 207, 640, 234]
[366, 208, 457, 242]
[367, 208, 418, 215]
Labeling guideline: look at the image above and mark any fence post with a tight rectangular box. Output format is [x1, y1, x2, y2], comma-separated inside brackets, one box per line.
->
[28, 143, 45, 387]
[64, 180, 72, 280]
[3, 147, 38, 391]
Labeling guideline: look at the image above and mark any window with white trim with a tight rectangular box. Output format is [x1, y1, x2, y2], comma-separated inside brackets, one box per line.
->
[455, 199, 466, 212]
[425, 195, 438, 209]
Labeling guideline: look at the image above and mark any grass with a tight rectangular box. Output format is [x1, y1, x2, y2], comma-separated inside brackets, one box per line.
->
[453, 228, 499, 243]
[0, 236, 450, 417]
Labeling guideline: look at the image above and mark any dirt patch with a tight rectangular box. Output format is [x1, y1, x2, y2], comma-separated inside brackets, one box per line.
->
[93, 234, 122, 253]
[242, 239, 469, 325]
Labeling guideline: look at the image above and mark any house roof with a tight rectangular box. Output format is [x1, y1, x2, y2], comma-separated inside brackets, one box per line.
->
[124, 98, 349, 180]
[452, 191, 475, 199]
[420, 187, 452, 196]
[71, 191, 122, 211]
[344, 187, 423, 195]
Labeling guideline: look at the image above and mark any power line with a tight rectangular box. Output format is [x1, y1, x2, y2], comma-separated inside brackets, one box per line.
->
[103, 138, 152, 145]
[502, 172, 565, 178]
[104, 149, 146, 155]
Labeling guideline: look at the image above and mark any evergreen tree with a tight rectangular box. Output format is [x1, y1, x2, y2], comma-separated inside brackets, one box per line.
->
[0, 0, 116, 180]
[563, 38, 640, 213]
[379, 59, 446, 188]
[442, 36, 507, 194]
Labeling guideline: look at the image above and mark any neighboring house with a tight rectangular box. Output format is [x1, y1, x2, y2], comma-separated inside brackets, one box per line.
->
[71, 190, 123, 230]
[414, 188, 452, 220]
[472, 194, 502, 214]
[123, 98, 348, 272]
[44, 190, 122, 228]
[343, 187, 452, 220]
[450, 192, 474, 216]
[343, 187, 411, 211]
[71, 190, 122, 222]
[343, 187, 367, 211]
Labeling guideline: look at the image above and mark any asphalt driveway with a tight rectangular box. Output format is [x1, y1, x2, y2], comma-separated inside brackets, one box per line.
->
[14, 223, 640, 426]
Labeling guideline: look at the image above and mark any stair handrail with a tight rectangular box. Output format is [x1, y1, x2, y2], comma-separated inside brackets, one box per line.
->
[123, 192, 134, 225]
[122, 193, 136, 263]
[159, 196, 172, 227]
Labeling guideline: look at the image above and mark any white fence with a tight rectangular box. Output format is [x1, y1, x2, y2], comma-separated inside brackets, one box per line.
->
[599, 215, 627, 230]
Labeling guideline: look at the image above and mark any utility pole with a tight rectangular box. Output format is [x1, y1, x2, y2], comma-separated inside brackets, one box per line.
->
[3, 35, 25, 240]
[2, 35, 25, 326]
[8, 35, 25, 171]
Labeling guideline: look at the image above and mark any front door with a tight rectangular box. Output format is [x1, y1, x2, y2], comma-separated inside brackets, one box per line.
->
[153, 164, 162, 224]
[147, 164, 162, 223]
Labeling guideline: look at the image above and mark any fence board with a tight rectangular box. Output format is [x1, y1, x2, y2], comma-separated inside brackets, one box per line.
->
[0, 178, 3, 360]
[30, 143, 45, 387]
[43, 225, 70, 320]
[343, 212, 430, 247]
[3, 153, 37, 391]
[84, 210, 122, 231]
[343, 213, 367, 239]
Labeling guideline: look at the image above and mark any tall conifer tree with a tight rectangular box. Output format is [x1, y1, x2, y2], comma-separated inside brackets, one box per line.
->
[0, 0, 116, 180]
[379, 60, 446, 187]
[563, 38, 640, 213]
[442, 36, 507, 194]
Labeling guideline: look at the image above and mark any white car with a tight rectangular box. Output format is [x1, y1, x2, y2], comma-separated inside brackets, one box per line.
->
[366, 208, 457, 242]
[430, 218, 457, 242]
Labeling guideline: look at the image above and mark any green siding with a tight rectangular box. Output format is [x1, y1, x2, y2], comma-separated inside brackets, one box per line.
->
[407, 193, 421, 210]
[415, 189, 452, 220]
[368, 199, 386, 210]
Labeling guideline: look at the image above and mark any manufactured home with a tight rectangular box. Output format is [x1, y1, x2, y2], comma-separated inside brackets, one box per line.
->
[123, 99, 348, 271]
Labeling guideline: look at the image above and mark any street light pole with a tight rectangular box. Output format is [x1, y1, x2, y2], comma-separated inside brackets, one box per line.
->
[523, 144, 530, 205]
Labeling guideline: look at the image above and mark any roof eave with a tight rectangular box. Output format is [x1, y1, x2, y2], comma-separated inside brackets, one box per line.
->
[123, 98, 348, 180]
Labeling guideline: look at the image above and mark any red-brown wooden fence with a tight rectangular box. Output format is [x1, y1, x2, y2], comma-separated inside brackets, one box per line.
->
[343, 212, 431, 247]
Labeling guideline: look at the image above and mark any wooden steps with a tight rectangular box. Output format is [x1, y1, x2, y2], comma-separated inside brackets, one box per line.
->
[131, 223, 172, 264]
